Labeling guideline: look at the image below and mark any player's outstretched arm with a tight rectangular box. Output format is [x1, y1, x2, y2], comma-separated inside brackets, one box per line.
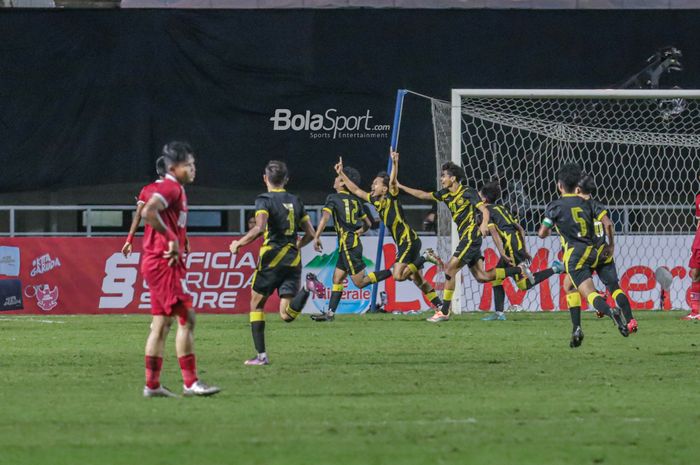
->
[538, 223, 551, 239]
[336, 157, 369, 200]
[313, 211, 332, 252]
[141, 196, 179, 266]
[230, 213, 267, 255]
[397, 183, 434, 201]
[298, 217, 316, 249]
[389, 151, 400, 196]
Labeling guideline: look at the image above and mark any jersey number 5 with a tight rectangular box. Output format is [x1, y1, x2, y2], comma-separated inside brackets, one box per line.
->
[282, 203, 295, 236]
[571, 207, 588, 238]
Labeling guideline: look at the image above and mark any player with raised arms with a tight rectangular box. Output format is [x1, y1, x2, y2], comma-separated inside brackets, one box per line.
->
[399, 161, 533, 323]
[538, 163, 629, 346]
[140, 141, 220, 397]
[335, 153, 444, 313]
[477, 180, 564, 321]
[311, 165, 393, 321]
[229, 160, 323, 365]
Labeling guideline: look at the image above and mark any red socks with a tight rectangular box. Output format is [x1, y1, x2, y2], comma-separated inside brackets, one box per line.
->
[146, 354, 198, 388]
[145, 356, 163, 389]
[691, 281, 700, 313]
[178, 354, 198, 388]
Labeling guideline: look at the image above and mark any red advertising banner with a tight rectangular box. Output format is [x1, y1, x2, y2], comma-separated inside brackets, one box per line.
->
[0, 235, 693, 315]
[0, 237, 275, 315]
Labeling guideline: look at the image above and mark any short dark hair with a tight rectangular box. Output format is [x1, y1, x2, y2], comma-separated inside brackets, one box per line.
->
[344, 166, 361, 187]
[162, 141, 194, 167]
[479, 180, 501, 204]
[577, 173, 596, 195]
[375, 171, 390, 188]
[155, 156, 166, 177]
[441, 161, 465, 182]
[557, 163, 583, 193]
[265, 160, 288, 186]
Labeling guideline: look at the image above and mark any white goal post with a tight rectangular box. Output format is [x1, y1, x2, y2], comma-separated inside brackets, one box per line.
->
[441, 88, 700, 314]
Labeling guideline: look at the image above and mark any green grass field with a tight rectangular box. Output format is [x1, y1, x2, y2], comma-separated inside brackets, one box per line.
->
[1, 312, 698, 465]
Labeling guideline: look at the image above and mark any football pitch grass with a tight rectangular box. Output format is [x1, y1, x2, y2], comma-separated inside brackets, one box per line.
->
[1, 312, 698, 465]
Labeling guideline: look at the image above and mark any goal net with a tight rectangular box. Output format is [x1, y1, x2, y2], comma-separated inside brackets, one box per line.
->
[430, 89, 700, 313]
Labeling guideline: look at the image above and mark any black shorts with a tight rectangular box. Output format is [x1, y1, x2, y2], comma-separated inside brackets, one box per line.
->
[252, 265, 301, 297]
[454, 236, 483, 268]
[337, 242, 366, 275]
[593, 254, 619, 287]
[564, 244, 605, 288]
[396, 237, 422, 265]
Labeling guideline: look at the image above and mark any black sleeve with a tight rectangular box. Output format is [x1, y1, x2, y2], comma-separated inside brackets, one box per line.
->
[464, 188, 480, 205]
[543, 201, 559, 226]
[322, 194, 335, 214]
[431, 188, 448, 201]
[254, 195, 270, 216]
[590, 199, 608, 221]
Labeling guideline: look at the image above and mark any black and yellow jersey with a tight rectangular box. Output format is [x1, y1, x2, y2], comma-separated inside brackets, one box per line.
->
[543, 194, 596, 250]
[432, 185, 482, 241]
[323, 191, 367, 249]
[367, 191, 418, 248]
[255, 189, 309, 268]
[485, 203, 523, 252]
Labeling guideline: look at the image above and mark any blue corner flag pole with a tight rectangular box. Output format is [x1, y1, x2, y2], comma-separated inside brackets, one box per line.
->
[370, 89, 407, 312]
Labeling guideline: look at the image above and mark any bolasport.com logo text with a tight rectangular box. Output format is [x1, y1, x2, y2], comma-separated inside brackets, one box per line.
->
[270, 108, 390, 140]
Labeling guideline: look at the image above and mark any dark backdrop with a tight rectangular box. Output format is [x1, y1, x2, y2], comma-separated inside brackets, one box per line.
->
[1, 9, 698, 198]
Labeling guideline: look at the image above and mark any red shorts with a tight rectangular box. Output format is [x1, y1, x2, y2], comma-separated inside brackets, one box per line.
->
[141, 254, 193, 325]
[690, 248, 700, 269]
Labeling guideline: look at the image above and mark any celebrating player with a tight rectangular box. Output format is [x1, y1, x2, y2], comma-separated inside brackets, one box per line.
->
[140, 141, 220, 397]
[399, 161, 532, 323]
[229, 160, 323, 366]
[311, 165, 393, 322]
[121, 156, 166, 258]
[336, 153, 443, 313]
[538, 163, 629, 346]
[478, 180, 564, 321]
[683, 174, 700, 320]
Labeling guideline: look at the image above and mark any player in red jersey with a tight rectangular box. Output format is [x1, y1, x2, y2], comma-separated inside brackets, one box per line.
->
[140, 141, 220, 397]
[683, 183, 700, 320]
[121, 156, 166, 257]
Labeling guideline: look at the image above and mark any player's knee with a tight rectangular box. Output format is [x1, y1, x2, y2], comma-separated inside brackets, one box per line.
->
[351, 276, 367, 288]
[183, 310, 195, 329]
[445, 263, 459, 277]
[150, 317, 168, 337]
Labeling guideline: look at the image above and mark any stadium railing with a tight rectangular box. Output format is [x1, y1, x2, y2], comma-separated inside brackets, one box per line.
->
[0, 204, 434, 237]
[0, 204, 691, 237]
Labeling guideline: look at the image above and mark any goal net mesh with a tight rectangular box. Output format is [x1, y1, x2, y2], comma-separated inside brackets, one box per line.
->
[430, 93, 699, 312]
